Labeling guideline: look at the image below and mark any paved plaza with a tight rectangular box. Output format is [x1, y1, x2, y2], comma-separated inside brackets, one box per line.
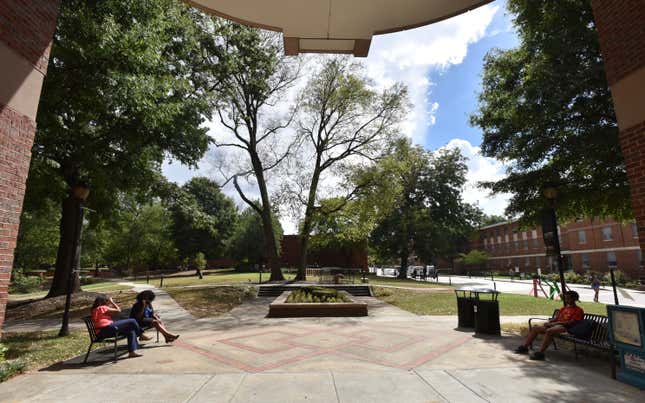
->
[1, 287, 643, 402]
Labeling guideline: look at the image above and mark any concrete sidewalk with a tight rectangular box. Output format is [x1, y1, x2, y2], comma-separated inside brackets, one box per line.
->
[1, 290, 643, 402]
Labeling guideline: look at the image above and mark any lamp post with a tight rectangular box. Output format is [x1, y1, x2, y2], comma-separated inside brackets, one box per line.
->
[59, 182, 90, 337]
[541, 183, 567, 306]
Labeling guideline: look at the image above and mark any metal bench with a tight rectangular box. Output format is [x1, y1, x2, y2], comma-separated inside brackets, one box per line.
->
[82, 316, 159, 363]
[529, 309, 616, 377]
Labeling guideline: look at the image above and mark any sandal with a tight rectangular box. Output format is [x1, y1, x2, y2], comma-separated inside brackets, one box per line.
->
[165, 335, 179, 343]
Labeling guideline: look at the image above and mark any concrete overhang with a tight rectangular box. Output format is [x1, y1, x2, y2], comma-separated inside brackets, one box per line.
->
[186, 0, 493, 57]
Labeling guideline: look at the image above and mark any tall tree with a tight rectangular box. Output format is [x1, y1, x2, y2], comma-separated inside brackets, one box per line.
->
[168, 177, 237, 260]
[32, 0, 215, 297]
[209, 23, 300, 281]
[471, 0, 627, 223]
[291, 58, 407, 280]
[370, 139, 481, 278]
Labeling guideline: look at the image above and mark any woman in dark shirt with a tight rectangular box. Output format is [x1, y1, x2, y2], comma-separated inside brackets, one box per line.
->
[130, 290, 179, 343]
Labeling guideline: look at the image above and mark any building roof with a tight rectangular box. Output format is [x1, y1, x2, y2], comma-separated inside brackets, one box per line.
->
[187, 0, 492, 56]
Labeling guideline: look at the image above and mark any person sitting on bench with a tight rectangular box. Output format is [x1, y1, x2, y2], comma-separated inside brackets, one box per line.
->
[514, 290, 584, 360]
[130, 290, 179, 343]
[91, 295, 144, 358]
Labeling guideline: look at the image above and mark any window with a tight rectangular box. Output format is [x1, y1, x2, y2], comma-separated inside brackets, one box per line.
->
[633, 223, 639, 238]
[523, 240, 529, 250]
[525, 257, 530, 267]
[577, 230, 587, 244]
[638, 250, 643, 268]
[532, 238, 539, 249]
[514, 241, 519, 251]
[602, 226, 613, 241]
[581, 253, 590, 269]
[535, 256, 541, 268]
[607, 251, 617, 267]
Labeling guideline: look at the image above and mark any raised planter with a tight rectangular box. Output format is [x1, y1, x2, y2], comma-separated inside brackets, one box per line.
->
[268, 290, 368, 317]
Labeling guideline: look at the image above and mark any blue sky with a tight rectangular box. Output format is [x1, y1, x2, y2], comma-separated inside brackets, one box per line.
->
[423, 2, 518, 150]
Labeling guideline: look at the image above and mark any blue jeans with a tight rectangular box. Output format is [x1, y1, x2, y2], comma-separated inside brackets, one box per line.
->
[97, 319, 142, 352]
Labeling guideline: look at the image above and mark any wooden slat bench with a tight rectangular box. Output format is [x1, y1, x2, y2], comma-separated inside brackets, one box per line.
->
[528, 309, 616, 377]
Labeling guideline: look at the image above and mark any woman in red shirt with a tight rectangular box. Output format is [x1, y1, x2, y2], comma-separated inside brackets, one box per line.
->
[91, 295, 144, 358]
[514, 291, 584, 360]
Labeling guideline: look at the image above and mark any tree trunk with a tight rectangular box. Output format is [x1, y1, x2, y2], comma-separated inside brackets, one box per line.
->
[296, 161, 322, 281]
[47, 194, 81, 298]
[398, 246, 409, 279]
[250, 151, 284, 282]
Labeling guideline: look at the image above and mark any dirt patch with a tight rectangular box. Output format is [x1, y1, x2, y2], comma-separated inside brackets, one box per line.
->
[5, 290, 136, 321]
[166, 286, 256, 318]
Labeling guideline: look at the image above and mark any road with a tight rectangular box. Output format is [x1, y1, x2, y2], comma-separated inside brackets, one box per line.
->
[375, 269, 645, 308]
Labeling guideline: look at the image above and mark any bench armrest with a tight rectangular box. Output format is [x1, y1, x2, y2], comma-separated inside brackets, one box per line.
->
[528, 317, 550, 330]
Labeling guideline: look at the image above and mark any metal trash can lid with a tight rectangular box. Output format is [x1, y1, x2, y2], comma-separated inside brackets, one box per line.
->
[472, 288, 499, 294]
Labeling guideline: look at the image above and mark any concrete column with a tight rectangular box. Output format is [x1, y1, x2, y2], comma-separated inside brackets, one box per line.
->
[592, 0, 645, 260]
[0, 0, 60, 331]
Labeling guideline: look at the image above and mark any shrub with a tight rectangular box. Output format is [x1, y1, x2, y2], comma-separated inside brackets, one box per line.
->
[9, 273, 43, 294]
[285, 287, 351, 303]
[0, 360, 25, 382]
[194, 252, 206, 271]
[604, 269, 627, 286]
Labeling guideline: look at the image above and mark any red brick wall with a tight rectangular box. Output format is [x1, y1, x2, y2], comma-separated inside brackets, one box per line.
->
[473, 218, 643, 278]
[619, 122, 645, 254]
[0, 0, 60, 73]
[280, 235, 368, 269]
[0, 1, 60, 331]
[592, 1, 645, 261]
[591, 0, 645, 84]
[0, 106, 37, 328]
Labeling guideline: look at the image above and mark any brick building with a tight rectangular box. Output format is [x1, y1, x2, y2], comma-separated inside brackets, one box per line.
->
[473, 218, 643, 279]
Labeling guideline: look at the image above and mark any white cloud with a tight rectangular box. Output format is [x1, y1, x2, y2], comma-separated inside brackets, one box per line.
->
[365, 4, 499, 143]
[442, 138, 511, 217]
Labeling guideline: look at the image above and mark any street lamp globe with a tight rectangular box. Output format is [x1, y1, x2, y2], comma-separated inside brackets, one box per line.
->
[71, 182, 90, 201]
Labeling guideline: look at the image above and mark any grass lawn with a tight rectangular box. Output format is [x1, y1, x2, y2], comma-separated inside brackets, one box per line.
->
[6, 290, 136, 322]
[373, 286, 608, 316]
[142, 270, 296, 288]
[1, 330, 87, 382]
[81, 282, 133, 293]
[9, 281, 132, 302]
[165, 286, 256, 318]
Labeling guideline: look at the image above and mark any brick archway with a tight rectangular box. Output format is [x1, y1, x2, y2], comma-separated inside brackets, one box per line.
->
[0, 0, 644, 332]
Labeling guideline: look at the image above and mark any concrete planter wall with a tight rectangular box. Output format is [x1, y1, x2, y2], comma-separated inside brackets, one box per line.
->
[268, 291, 368, 317]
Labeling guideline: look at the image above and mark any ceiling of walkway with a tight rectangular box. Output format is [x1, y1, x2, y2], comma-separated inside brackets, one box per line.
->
[187, 0, 492, 56]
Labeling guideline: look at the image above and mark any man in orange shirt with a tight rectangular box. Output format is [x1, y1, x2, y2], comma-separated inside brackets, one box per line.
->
[514, 291, 584, 360]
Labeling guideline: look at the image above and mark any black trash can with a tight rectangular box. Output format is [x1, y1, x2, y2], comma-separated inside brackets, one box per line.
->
[473, 288, 501, 336]
[455, 288, 476, 328]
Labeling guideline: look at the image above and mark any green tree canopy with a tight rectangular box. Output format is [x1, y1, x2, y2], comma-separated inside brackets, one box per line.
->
[370, 139, 482, 276]
[458, 250, 489, 267]
[471, 0, 627, 223]
[226, 208, 283, 266]
[103, 198, 177, 274]
[31, 0, 217, 296]
[168, 177, 237, 260]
